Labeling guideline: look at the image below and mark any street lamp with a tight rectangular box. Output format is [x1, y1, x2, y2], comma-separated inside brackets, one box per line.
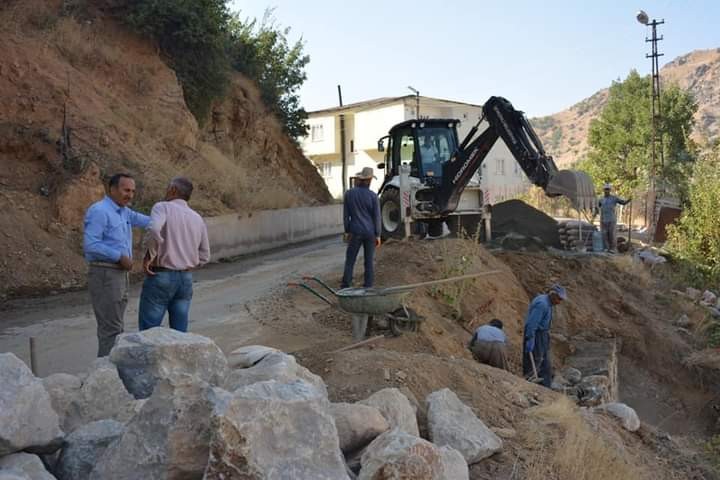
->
[407, 86, 420, 119]
[636, 9, 665, 233]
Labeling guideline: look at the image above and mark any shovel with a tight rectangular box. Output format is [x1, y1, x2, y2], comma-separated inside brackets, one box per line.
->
[526, 352, 544, 384]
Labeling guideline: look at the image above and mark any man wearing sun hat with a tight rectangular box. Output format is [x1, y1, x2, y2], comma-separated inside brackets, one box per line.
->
[341, 167, 381, 289]
[522, 284, 567, 388]
[598, 183, 631, 253]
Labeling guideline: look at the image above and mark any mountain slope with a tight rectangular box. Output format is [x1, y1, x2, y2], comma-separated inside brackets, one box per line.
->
[0, 0, 331, 297]
[532, 48, 720, 167]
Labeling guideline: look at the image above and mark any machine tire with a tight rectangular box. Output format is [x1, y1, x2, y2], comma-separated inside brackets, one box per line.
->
[388, 307, 421, 336]
[380, 188, 403, 240]
[446, 214, 482, 240]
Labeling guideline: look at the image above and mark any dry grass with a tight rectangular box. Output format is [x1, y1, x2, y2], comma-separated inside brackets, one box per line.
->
[610, 254, 654, 290]
[519, 397, 648, 480]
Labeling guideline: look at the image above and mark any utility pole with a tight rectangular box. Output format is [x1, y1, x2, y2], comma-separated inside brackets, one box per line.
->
[407, 86, 419, 119]
[636, 10, 664, 233]
[338, 85, 347, 195]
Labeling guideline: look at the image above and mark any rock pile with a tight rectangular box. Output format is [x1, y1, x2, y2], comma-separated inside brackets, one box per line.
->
[0, 328, 509, 479]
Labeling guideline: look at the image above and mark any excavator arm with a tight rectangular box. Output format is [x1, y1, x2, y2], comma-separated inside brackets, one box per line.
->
[437, 96, 595, 215]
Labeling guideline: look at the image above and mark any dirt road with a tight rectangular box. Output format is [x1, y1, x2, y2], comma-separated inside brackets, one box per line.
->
[0, 237, 346, 376]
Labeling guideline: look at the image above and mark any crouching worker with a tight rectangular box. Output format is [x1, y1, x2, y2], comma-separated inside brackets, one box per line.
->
[468, 319, 509, 370]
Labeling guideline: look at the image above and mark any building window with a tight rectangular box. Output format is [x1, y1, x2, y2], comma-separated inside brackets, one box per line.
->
[320, 162, 332, 178]
[350, 140, 355, 152]
[495, 157, 505, 175]
[311, 124, 324, 142]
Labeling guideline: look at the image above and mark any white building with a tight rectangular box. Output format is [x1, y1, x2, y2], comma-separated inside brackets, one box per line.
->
[300, 95, 530, 202]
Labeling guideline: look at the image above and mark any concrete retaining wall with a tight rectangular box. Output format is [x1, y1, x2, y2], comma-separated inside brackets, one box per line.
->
[206, 204, 343, 260]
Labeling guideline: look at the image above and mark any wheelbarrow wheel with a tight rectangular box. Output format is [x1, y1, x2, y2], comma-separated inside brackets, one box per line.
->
[388, 307, 420, 336]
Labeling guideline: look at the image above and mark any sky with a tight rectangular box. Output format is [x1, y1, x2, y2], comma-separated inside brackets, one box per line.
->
[230, 1, 720, 118]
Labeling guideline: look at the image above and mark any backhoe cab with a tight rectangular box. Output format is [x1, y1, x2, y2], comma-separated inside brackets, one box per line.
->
[376, 96, 595, 240]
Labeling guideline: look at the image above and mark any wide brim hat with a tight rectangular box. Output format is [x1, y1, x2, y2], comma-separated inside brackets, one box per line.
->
[355, 167, 377, 180]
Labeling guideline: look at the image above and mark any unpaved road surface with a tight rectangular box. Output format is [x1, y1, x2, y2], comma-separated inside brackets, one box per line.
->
[0, 237, 345, 376]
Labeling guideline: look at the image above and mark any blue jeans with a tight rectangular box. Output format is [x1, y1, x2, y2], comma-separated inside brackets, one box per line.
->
[138, 271, 193, 332]
[341, 234, 376, 288]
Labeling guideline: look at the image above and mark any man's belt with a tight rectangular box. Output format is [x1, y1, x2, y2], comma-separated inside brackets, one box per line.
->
[152, 266, 189, 272]
[89, 261, 123, 270]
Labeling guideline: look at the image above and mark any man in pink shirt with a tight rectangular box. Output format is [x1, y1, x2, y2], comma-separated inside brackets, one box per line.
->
[138, 177, 210, 332]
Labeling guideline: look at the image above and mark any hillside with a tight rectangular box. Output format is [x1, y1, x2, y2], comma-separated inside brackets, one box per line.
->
[0, 0, 331, 297]
[532, 48, 720, 167]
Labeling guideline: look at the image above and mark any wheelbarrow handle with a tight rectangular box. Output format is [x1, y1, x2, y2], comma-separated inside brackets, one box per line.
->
[302, 276, 338, 295]
[287, 282, 335, 306]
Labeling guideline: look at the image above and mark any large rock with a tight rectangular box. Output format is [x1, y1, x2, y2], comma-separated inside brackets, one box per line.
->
[64, 358, 137, 432]
[109, 327, 228, 399]
[227, 345, 280, 368]
[438, 446, 469, 480]
[330, 402, 389, 453]
[359, 428, 445, 480]
[0, 353, 63, 456]
[203, 380, 349, 479]
[359, 388, 419, 437]
[91, 376, 215, 479]
[594, 402, 641, 432]
[223, 352, 327, 397]
[426, 388, 502, 464]
[0, 453, 55, 480]
[41, 374, 82, 432]
[55, 420, 125, 480]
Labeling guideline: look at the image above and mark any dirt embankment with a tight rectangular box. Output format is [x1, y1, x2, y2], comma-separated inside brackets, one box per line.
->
[0, 0, 331, 298]
[252, 238, 717, 479]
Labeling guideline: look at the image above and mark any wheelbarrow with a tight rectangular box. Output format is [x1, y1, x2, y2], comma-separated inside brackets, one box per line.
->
[288, 271, 501, 341]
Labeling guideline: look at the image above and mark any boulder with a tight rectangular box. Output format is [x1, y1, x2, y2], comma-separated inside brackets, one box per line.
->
[0, 472, 26, 480]
[594, 402, 641, 432]
[426, 388, 502, 464]
[41, 374, 82, 431]
[203, 380, 349, 480]
[109, 327, 228, 399]
[90, 376, 215, 480]
[438, 446, 469, 480]
[0, 453, 55, 480]
[673, 314, 691, 328]
[223, 352, 327, 397]
[359, 388, 419, 437]
[359, 428, 444, 480]
[560, 367, 582, 385]
[0, 353, 63, 456]
[63, 358, 137, 432]
[55, 420, 125, 480]
[227, 345, 280, 368]
[702, 290, 718, 306]
[330, 402, 389, 453]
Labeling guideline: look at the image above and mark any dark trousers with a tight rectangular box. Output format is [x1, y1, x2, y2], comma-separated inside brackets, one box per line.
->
[88, 266, 129, 357]
[601, 221, 616, 251]
[523, 330, 552, 387]
[341, 234, 375, 288]
[470, 341, 509, 370]
[138, 271, 193, 332]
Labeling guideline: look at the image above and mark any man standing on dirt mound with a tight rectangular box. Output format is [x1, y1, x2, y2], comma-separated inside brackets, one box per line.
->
[598, 183, 631, 253]
[523, 284, 567, 388]
[341, 167, 381, 289]
[139, 176, 210, 333]
[84, 173, 151, 357]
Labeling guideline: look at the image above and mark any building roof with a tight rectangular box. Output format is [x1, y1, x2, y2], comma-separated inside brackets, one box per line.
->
[308, 95, 483, 116]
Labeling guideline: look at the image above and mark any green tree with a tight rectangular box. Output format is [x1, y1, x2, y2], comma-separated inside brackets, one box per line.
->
[666, 147, 720, 282]
[578, 70, 697, 199]
[227, 10, 310, 138]
[122, 0, 232, 123]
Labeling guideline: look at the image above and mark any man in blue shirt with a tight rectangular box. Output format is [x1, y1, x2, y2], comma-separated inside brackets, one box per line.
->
[468, 319, 508, 370]
[597, 183, 631, 253]
[523, 284, 567, 387]
[341, 167, 381, 289]
[83, 173, 150, 356]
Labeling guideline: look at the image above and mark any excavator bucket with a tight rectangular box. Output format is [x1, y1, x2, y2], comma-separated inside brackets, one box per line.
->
[546, 170, 596, 212]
